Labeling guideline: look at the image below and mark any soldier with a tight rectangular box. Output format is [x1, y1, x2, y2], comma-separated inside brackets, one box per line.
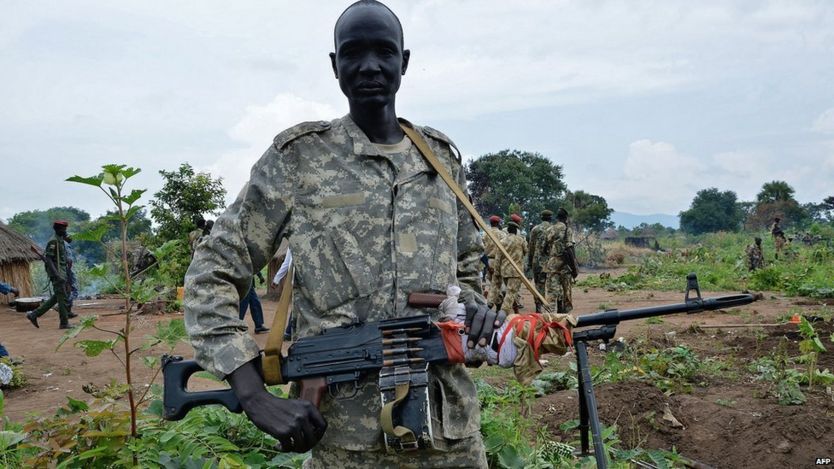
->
[188, 216, 206, 254]
[26, 221, 74, 329]
[499, 221, 528, 314]
[528, 209, 553, 312]
[184, 2, 496, 466]
[484, 215, 507, 308]
[770, 217, 786, 260]
[543, 208, 577, 314]
[746, 237, 764, 271]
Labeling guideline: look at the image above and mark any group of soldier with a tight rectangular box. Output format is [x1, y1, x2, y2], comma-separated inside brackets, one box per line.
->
[745, 217, 789, 271]
[484, 207, 578, 316]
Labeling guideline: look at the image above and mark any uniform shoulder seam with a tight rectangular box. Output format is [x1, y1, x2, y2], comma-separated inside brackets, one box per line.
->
[420, 125, 461, 161]
[272, 120, 332, 150]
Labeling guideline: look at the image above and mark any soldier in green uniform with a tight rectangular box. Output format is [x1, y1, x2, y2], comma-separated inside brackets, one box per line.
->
[485, 215, 507, 308]
[543, 208, 576, 314]
[746, 237, 764, 271]
[184, 2, 498, 467]
[26, 221, 74, 329]
[527, 209, 553, 312]
[499, 221, 528, 314]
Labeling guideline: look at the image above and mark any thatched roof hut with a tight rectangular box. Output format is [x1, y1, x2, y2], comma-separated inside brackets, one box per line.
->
[0, 221, 40, 304]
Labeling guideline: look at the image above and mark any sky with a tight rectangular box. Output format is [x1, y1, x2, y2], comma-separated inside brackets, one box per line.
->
[2, 0, 833, 223]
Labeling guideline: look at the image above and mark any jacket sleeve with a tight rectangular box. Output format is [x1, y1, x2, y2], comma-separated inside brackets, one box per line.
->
[454, 161, 487, 306]
[184, 144, 295, 378]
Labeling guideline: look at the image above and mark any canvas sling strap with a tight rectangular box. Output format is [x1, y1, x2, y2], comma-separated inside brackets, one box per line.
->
[262, 264, 294, 385]
[399, 120, 549, 310]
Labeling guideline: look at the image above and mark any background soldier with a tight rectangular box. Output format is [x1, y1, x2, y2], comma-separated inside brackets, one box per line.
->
[544, 208, 576, 314]
[188, 216, 206, 257]
[528, 209, 553, 312]
[499, 221, 528, 314]
[770, 217, 786, 259]
[485, 214, 507, 308]
[746, 237, 764, 271]
[185, 1, 494, 466]
[26, 221, 74, 329]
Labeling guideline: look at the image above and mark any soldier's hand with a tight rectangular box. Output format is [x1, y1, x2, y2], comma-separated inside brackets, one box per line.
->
[228, 361, 327, 453]
[464, 303, 507, 349]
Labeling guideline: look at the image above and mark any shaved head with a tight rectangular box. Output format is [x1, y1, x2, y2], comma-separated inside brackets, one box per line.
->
[334, 0, 404, 50]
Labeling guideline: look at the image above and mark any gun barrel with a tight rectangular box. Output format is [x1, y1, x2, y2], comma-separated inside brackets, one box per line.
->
[574, 293, 757, 328]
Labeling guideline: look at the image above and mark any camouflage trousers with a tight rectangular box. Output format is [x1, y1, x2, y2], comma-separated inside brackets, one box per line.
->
[533, 271, 547, 312]
[774, 236, 785, 257]
[545, 271, 573, 314]
[487, 266, 504, 308]
[303, 433, 488, 469]
[500, 277, 523, 314]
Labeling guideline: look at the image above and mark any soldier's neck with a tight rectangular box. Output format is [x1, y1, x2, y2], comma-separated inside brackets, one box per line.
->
[349, 102, 404, 144]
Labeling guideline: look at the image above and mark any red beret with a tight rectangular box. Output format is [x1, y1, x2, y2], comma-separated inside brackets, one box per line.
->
[489, 215, 501, 223]
[510, 213, 522, 223]
[53, 220, 69, 227]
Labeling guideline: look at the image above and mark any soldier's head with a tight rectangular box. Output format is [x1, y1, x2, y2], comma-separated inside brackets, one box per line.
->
[556, 208, 569, 222]
[755, 237, 762, 245]
[489, 215, 501, 227]
[53, 220, 68, 236]
[204, 220, 214, 235]
[510, 213, 523, 225]
[331, 1, 410, 111]
[541, 209, 553, 221]
[774, 217, 781, 223]
[193, 216, 206, 230]
[507, 221, 519, 234]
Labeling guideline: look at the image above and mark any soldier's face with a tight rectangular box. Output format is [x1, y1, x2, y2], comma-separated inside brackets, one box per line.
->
[330, 6, 409, 109]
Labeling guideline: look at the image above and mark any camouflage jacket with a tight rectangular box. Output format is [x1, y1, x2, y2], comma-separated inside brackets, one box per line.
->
[542, 221, 573, 273]
[185, 115, 485, 450]
[483, 227, 506, 259]
[498, 233, 528, 278]
[44, 235, 67, 282]
[746, 244, 764, 268]
[527, 220, 551, 273]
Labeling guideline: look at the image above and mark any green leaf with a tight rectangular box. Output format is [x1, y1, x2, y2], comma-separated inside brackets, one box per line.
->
[125, 204, 144, 221]
[122, 188, 146, 205]
[75, 339, 116, 357]
[812, 337, 827, 353]
[88, 263, 108, 277]
[56, 315, 98, 350]
[798, 316, 815, 339]
[121, 166, 141, 179]
[72, 223, 109, 242]
[154, 319, 187, 348]
[0, 389, 4, 418]
[497, 445, 526, 469]
[143, 355, 157, 369]
[66, 175, 103, 187]
[102, 164, 127, 175]
[67, 396, 89, 413]
[0, 430, 26, 450]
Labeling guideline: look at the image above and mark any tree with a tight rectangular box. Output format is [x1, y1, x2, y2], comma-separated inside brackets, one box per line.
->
[565, 190, 613, 233]
[747, 181, 807, 229]
[7, 206, 91, 246]
[679, 188, 743, 234]
[149, 163, 226, 242]
[466, 149, 567, 227]
[756, 180, 795, 204]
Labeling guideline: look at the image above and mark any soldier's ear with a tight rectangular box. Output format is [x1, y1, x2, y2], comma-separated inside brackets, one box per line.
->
[330, 52, 338, 78]
[401, 49, 410, 75]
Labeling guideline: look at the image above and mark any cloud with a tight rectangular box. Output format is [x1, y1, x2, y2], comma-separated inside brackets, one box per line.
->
[812, 108, 834, 134]
[203, 93, 339, 199]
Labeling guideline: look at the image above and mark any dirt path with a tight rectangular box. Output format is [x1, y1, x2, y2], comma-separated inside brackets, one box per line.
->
[2, 296, 283, 421]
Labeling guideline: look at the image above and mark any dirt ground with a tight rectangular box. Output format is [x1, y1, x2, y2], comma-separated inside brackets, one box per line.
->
[2, 274, 833, 468]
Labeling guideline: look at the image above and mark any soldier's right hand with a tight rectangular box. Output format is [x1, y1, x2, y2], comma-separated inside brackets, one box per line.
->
[227, 360, 327, 453]
[239, 391, 327, 453]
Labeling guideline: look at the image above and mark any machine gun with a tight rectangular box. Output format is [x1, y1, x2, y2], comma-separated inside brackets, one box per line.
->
[162, 274, 757, 463]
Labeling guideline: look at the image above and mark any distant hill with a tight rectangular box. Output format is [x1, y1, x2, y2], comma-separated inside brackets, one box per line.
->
[610, 212, 679, 229]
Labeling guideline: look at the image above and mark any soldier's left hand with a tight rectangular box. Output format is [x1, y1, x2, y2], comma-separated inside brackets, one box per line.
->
[464, 303, 506, 349]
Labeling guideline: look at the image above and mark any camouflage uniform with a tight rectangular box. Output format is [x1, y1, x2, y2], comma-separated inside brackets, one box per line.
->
[746, 243, 764, 271]
[498, 232, 528, 314]
[484, 227, 507, 307]
[771, 221, 786, 258]
[527, 220, 551, 311]
[185, 115, 486, 466]
[543, 221, 574, 314]
[29, 234, 71, 326]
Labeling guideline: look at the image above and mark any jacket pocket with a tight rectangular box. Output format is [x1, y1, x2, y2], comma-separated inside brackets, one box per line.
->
[296, 229, 375, 313]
